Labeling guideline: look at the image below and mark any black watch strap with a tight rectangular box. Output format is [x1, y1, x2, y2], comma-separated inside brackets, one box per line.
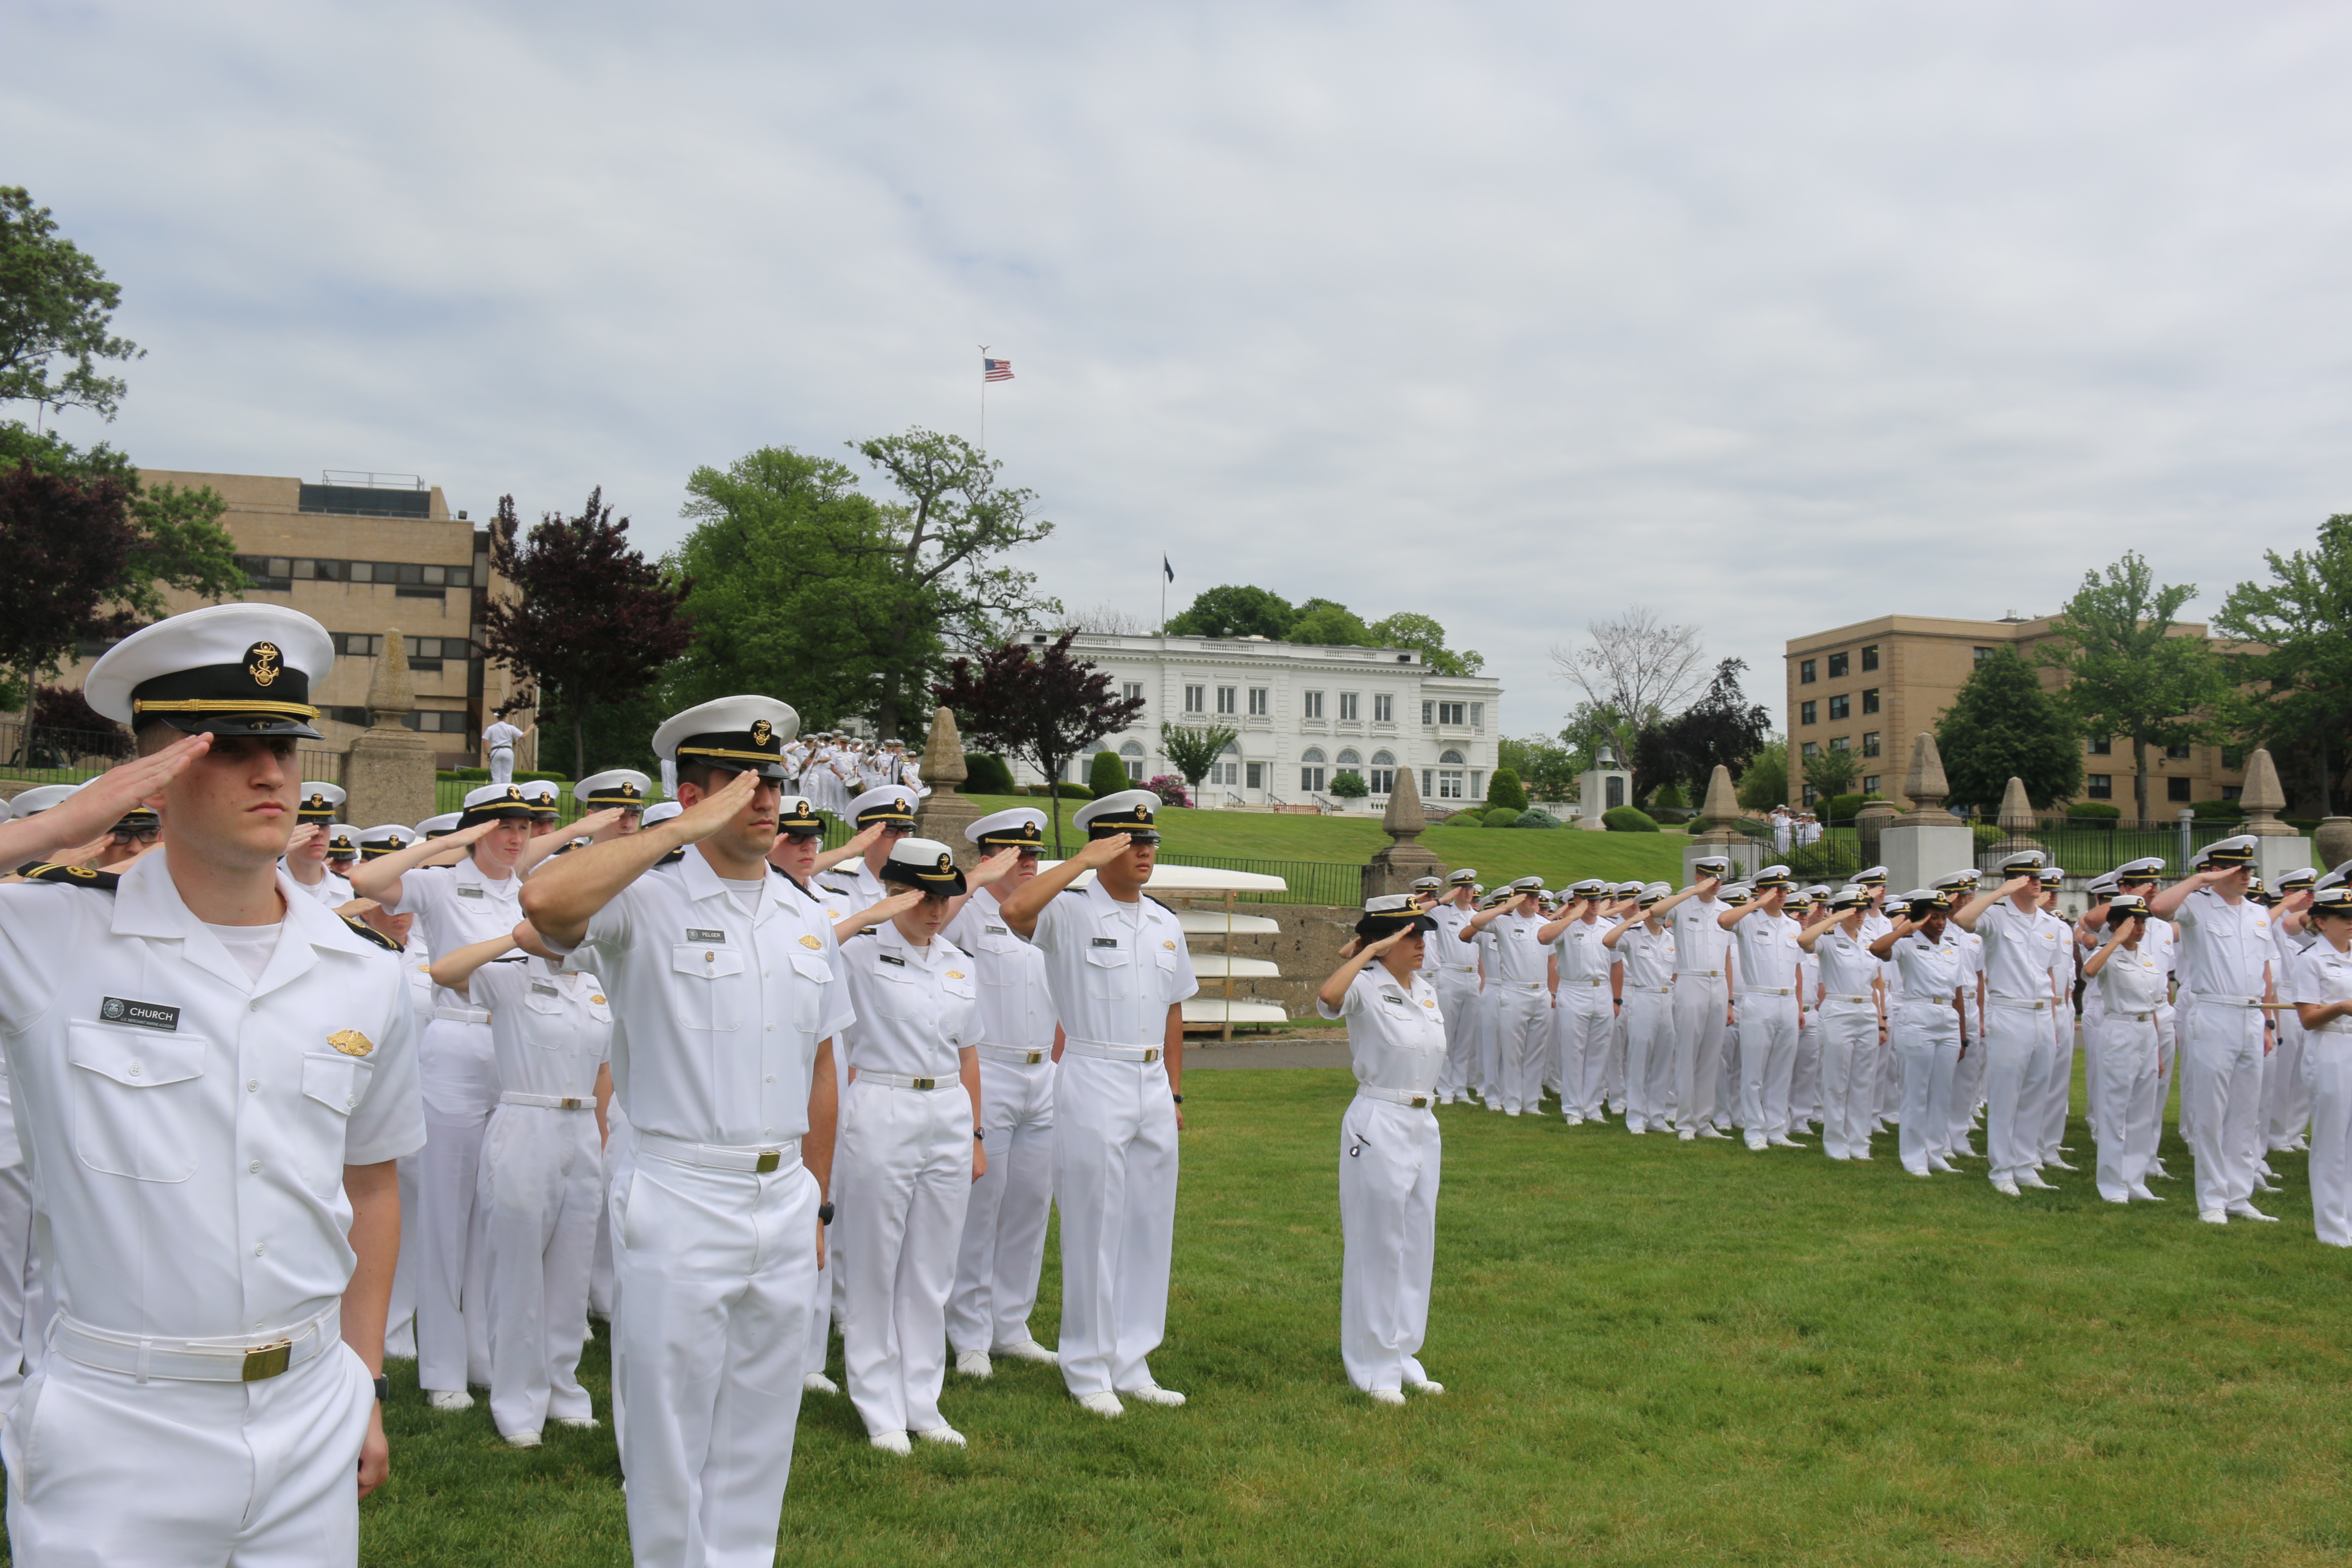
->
[373, 1374, 391, 1403]
[1171, 1092, 1183, 1104]
[818, 1200, 835, 1225]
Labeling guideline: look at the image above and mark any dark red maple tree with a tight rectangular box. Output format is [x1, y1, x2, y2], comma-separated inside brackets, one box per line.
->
[934, 631, 1145, 856]
[478, 489, 694, 780]
[0, 462, 140, 730]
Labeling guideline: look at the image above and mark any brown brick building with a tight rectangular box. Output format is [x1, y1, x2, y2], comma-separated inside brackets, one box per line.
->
[1783, 613, 2244, 818]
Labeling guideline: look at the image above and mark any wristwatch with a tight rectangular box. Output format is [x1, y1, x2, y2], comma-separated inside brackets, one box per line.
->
[373, 1375, 391, 1404]
[818, 1200, 836, 1226]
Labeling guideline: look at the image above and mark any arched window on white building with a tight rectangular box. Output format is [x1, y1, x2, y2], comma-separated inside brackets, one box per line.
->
[1211, 740, 1240, 789]
[1120, 739, 1145, 781]
[1300, 746, 1326, 794]
[1369, 749, 1396, 796]
[1424, 747, 1467, 801]
[1334, 747, 1362, 787]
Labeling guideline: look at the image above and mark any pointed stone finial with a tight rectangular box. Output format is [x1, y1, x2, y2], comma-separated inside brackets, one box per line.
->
[2242, 747, 2293, 836]
[1899, 732, 1959, 825]
[913, 705, 983, 860]
[1383, 760, 1429, 838]
[365, 627, 414, 728]
[1997, 777, 2034, 833]
[1700, 764, 1740, 832]
[919, 706, 968, 791]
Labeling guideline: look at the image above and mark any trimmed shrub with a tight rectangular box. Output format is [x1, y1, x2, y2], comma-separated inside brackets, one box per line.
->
[962, 751, 1016, 795]
[1603, 805, 1660, 833]
[1792, 839, 1859, 880]
[1329, 770, 1370, 799]
[1485, 768, 1528, 812]
[1026, 782, 1093, 800]
[1971, 823, 2002, 850]
[2065, 801, 2122, 824]
[1485, 807, 1525, 828]
[1651, 781, 1685, 810]
[1515, 808, 1561, 830]
[2188, 799, 2245, 822]
[1087, 750, 1132, 799]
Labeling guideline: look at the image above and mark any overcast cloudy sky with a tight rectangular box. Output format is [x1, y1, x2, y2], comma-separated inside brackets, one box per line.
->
[11, 2, 2351, 735]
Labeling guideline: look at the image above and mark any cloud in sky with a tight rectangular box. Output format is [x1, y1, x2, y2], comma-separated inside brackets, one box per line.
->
[10, 1, 2352, 736]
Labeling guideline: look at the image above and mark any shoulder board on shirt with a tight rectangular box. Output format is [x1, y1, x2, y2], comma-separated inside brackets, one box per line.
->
[341, 913, 403, 951]
[818, 883, 856, 898]
[656, 848, 685, 866]
[1144, 894, 1177, 916]
[15, 861, 119, 891]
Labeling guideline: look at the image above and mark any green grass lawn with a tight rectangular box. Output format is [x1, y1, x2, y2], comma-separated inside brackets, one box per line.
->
[327, 1066, 2352, 1567]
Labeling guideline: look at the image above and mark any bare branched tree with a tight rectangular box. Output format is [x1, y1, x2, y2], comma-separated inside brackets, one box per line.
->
[1065, 602, 1155, 636]
[1549, 605, 1707, 773]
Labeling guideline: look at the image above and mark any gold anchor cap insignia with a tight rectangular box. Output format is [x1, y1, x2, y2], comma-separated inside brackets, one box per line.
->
[245, 642, 283, 687]
[751, 719, 773, 746]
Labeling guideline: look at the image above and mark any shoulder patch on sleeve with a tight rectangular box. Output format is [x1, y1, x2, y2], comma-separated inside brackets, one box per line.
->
[341, 914, 404, 951]
[17, 861, 119, 891]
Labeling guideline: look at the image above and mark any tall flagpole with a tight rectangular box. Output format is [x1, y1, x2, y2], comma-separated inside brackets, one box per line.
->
[977, 343, 989, 451]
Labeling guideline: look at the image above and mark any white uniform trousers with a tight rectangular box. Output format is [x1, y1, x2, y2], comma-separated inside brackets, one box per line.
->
[1948, 1004, 1988, 1148]
[1054, 1052, 1180, 1399]
[839, 1080, 972, 1438]
[417, 1017, 496, 1393]
[2082, 996, 2107, 1141]
[1337, 1095, 1440, 1394]
[487, 745, 516, 785]
[601, 1105, 636, 1447]
[1433, 970, 1481, 1100]
[1474, 986, 1503, 1103]
[1603, 1008, 1628, 1113]
[1621, 987, 1675, 1131]
[1717, 1015, 1743, 1128]
[1983, 1003, 2056, 1183]
[2093, 1014, 2161, 1202]
[1895, 1002, 1961, 1175]
[383, 1152, 420, 1360]
[481, 1102, 604, 1439]
[1875, 1007, 1904, 1124]
[4, 1336, 374, 1568]
[1671, 975, 1729, 1133]
[612, 1149, 820, 1568]
[1790, 1012, 1822, 1130]
[2303, 1026, 2352, 1246]
[2183, 1002, 2268, 1215]
[948, 1057, 1056, 1356]
[2267, 1011, 2313, 1152]
[2039, 1009, 2075, 1160]
[1491, 984, 1550, 1115]
[1815, 1001, 1880, 1160]
[1734, 992, 1800, 1146]
[1556, 986, 1612, 1120]
[0, 1161, 37, 1422]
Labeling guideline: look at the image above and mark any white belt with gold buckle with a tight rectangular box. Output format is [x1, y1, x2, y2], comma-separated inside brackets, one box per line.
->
[53, 1304, 337, 1384]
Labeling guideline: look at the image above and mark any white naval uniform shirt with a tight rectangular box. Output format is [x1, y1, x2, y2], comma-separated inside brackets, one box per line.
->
[1316, 965, 1446, 1096]
[1028, 879, 1198, 1047]
[1483, 914, 1548, 989]
[839, 925, 979, 1078]
[1673, 896, 1734, 979]
[1427, 906, 1479, 972]
[483, 720, 522, 755]
[1814, 927, 1883, 1003]
[1862, 910, 1900, 1002]
[0, 854, 425, 1341]
[392, 857, 525, 1017]
[2094, 944, 2167, 1019]
[470, 958, 612, 1101]
[1730, 910, 1801, 995]
[575, 847, 854, 1150]
[1973, 900, 2065, 1003]
[946, 888, 1057, 1054]
[1552, 916, 1613, 994]
[2174, 890, 2273, 1002]
[1891, 931, 1966, 1003]
[285, 865, 354, 908]
[2291, 937, 2352, 1033]
[1618, 923, 1676, 991]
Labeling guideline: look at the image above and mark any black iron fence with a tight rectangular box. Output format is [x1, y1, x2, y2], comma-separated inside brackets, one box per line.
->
[1, 721, 132, 783]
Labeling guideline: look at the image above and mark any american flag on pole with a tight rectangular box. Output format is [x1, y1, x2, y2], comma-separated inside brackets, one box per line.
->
[983, 357, 1014, 382]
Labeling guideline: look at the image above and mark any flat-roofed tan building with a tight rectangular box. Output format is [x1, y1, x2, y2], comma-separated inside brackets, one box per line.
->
[1783, 613, 2245, 818]
[58, 471, 529, 772]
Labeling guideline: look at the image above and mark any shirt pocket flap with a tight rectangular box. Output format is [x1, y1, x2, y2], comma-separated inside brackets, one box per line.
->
[524, 989, 566, 1016]
[302, 1053, 371, 1116]
[790, 952, 833, 984]
[943, 973, 977, 1000]
[673, 945, 747, 980]
[1084, 945, 1132, 970]
[68, 1026, 205, 1088]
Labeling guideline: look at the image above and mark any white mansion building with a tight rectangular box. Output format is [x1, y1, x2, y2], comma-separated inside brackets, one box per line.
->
[1008, 631, 1503, 812]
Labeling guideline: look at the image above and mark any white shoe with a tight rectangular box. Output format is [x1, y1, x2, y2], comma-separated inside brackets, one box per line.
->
[426, 1389, 475, 1412]
[555, 1416, 600, 1430]
[1562, 1113, 1582, 1126]
[1698, 1127, 1730, 1139]
[2016, 1172, 2056, 1190]
[2149, 1161, 2174, 1179]
[1746, 1138, 1769, 1152]
[916, 1426, 967, 1447]
[1367, 1387, 1407, 1406]
[1406, 1376, 1445, 1395]
[1769, 1136, 1806, 1148]
[1678, 1129, 1697, 1142]
[1853, 1152, 1873, 1161]
[1076, 1392, 1125, 1418]
[803, 1372, 840, 1396]
[1951, 1143, 1981, 1160]
[870, 1430, 913, 1455]
[1627, 1121, 1647, 1135]
[1907, 1166, 1933, 1178]
[2227, 1201, 2279, 1222]
[995, 1338, 1058, 1365]
[2044, 1157, 2078, 1172]
[956, 1350, 993, 1379]
[1928, 1158, 1957, 1174]
[2130, 1187, 2163, 1202]
[505, 1430, 542, 1449]
[2200, 1208, 2229, 1225]
[1993, 1177, 2021, 1196]
[1120, 1383, 1186, 1406]
[2255, 1181, 2283, 1194]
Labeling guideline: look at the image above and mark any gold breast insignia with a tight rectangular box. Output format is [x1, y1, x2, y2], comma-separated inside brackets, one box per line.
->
[327, 1029, 375, 1058]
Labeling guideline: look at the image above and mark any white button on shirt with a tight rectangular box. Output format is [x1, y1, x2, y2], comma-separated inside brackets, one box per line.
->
[945, 887, 1057, 1053]
[1028, 879, 1198, 1047]
[469, 957, 612, 1099]
[0, 853, 425, 1341]
[577, 848, 854, 1147]
[839, 925, 978, 1079]
[1316, 966, 1446, 1097]
[393, 857, 524, 1014]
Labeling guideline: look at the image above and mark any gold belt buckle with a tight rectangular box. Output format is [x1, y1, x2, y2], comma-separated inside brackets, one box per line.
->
[911, 1077, 936, 1090]
[754, 1151, 781, 1173]
[1142, 1048, 1159, 1063]
[1026, 1050, 1043, 1064]
[1410, 1095, 1428, 1108]
[241, 1340, 293, 1381]
[558, 1097, 582, 1110]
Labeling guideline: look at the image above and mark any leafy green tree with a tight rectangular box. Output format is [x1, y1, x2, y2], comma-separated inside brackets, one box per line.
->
[2037, 552, 2227, 820]
[0, 421, 241, 624]
[1284, 598, 1372, 647]
[934, 633, 1145, 856]
[1087, 747, 1131, 798]
[1163, 584, 1295, 640]
[1633, 658, 1774, 803]
[0, 187, 143, 419]
[1801, 746, 1862, 802]
[1365, 612, 1484, 677]
[0, 464, 139, 717]
[1160, 721, 1238, 799]
[2214, 515, 2352, 816]
[1484, 767, 1528, 812]
[1935, 648, 2082, 811]
[1737, 738, 1790, 811]
[1498, 734, 1576, 801]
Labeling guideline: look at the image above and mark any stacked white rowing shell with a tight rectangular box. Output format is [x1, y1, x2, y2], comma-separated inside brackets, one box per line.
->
[1043, 862, 1290, 1028]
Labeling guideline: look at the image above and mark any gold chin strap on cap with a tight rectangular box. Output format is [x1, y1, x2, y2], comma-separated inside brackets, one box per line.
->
[134, 698, 321, 719]
[675, 744, 782, 764]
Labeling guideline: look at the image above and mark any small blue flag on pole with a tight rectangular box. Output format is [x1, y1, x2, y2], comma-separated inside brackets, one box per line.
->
[1163, 555, 1175, 583]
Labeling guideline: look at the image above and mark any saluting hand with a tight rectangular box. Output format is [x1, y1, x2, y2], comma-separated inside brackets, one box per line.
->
[285, 823, 324, 856]
[0, 732, 209, 863]
[570, 807, 626, 840]
[842, 821, 887, 857]
[1070, 832, 1133, 870]
[967, 847, 1022, 888]
[671, 768, 761, 842]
